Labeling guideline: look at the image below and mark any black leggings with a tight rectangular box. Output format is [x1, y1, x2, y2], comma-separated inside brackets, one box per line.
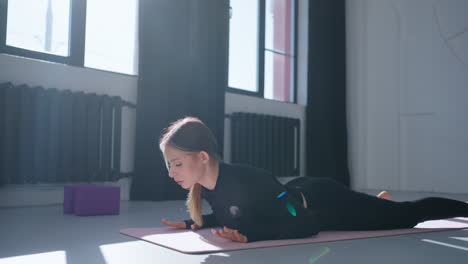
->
[285, 177, 468, 231]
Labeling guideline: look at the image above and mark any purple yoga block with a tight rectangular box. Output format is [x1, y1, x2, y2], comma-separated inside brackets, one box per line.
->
[63, 185, 120, 216]
[64, 184, 94, 214]
[63, 185, 78, 214]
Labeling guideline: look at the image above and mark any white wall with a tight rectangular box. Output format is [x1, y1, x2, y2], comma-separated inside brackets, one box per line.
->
[347, 0, 468, 194]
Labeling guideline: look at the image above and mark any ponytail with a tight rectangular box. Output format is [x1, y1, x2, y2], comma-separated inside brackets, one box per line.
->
[186, 183, 203, 227]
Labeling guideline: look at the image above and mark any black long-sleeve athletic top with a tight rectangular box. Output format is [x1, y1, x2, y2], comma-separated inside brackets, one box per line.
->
[183, 162, 320, 242]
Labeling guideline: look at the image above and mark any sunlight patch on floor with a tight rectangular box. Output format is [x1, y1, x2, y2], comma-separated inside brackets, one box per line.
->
[0, 250, 67, 264]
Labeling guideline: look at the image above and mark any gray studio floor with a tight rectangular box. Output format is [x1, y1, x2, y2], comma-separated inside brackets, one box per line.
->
[1, 187, 468, 264]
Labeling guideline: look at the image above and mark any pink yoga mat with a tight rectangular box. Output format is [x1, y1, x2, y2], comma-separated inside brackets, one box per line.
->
[120, 217, 468, 254]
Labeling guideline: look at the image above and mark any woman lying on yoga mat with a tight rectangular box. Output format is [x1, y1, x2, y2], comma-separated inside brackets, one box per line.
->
[160, 117, 468, 243]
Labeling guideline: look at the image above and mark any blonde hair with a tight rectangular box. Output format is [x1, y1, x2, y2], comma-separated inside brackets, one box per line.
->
[187, 182, 204, 226]
[159, 116, 221, 227]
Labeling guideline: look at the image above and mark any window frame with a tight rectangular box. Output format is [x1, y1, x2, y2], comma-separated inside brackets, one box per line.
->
[0, 0, 135, 77]
[227, 0, 298, 104]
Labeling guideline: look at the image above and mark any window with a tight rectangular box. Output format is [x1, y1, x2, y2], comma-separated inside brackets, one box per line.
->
[228, 0, 297, 103]
[5, 0, 70, 56]
[0, 0, 138, 76]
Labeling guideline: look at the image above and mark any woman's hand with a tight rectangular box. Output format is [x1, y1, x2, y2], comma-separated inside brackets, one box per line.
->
[211, 226, 248, 243]
[161, 219, 201, 230]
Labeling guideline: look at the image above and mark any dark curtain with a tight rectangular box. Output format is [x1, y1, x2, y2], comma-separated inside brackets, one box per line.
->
[130, 0, 229, 201]
[306, 0, 350, 186]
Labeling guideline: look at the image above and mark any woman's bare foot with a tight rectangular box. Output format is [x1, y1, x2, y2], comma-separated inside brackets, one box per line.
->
[377, 191, 392, 200]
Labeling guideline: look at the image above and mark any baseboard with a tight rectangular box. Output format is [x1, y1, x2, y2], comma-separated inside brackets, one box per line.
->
[0, 178, 132, 208]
